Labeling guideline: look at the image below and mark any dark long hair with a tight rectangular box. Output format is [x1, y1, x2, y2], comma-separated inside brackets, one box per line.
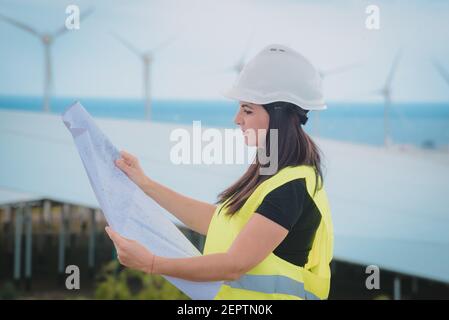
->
[217, 101, 324, 216]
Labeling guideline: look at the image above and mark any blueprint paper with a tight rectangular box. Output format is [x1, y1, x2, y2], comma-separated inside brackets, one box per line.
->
[62, 101, 222, 300]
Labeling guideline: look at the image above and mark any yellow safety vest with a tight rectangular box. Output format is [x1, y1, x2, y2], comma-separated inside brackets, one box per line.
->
[203, 165, 334, 300]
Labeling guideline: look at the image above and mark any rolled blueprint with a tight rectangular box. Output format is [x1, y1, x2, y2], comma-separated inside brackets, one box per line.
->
[62, 101, 222, 300]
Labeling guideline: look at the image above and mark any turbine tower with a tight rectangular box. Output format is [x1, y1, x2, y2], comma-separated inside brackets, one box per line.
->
[111, 33, 176, 121]
[0, 9, 94, 112]
[373, 51, 402, 147]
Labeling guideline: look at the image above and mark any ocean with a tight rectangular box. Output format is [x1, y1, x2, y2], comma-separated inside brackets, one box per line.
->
[1, 95, 448, 148]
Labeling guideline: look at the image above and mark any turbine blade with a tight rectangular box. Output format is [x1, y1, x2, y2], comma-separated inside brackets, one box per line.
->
[322, 62, 362, 77]
[232, 56, 245, 74]
[53, 7, 95, 38]
[433, 59, 449, 86]
[0, 12, 40, 37]
[222, 29, 257, 75]
[318, 69, 325, 79]
[150, 34, 178, 54]
[369, 88, 384, 96]
[240, 29, 255, 61]
[111, 32, 142, 57]
[146, 11, 197, 56]
[233, 30, 256, 72]
[385, 49, 402, 89]
[208, 63, 237, 76]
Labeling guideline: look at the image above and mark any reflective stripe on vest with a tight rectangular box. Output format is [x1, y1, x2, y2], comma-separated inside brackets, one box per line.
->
[224, 274, 321, 300]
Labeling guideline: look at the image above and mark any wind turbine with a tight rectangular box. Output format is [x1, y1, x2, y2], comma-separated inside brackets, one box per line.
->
[318, 63, 362, 81]
[433, 59, 449, 87]
[111, 33, 176, 121]
[0, 9, 94, 112]
[372, 51, 402, 147]
[230, 44, 250, 75]
[313, 63, 361, 136]
[223, 31, 255, 76]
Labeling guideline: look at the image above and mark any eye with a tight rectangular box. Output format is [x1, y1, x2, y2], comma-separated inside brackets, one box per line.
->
[243, 109, 253, 114]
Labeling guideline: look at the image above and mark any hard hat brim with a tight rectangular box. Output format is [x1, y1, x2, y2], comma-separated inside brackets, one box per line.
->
[221, 86, 327, 111]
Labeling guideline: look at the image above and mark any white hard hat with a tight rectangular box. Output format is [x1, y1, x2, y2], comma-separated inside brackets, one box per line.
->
[223, 44, 326, 111]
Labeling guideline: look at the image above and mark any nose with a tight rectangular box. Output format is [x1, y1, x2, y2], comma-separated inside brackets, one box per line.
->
[234, 109, 243, 126]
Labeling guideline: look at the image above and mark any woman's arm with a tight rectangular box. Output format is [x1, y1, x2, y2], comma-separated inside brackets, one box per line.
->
[142, 178, 216, 236]
[153, 213, 289, 281]
[106, 213, 289, 282]
[115, 150, 215, 235]
[154, 252, 238, 282]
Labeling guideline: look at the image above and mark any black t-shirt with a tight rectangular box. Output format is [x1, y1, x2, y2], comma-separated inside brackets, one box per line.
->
[256, 178, 322, 267]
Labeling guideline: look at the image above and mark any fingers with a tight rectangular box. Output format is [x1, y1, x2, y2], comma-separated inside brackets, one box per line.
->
[105, 226, 126, 249]
[105, 227, 136, 267]
[105, 227, 125, 265]
[115, 150, 139, 172]
[115, 158, 129, 172]
[105, 226, 132, 244]
[105, 226, 120, 244]
[120, 150, 136, 165]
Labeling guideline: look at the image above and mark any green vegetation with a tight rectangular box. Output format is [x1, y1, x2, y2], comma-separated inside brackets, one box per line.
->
[0, 281, 19, 300]
[94, 261, 190, 300]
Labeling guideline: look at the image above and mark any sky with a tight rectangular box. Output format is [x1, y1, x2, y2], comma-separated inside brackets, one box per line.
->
[0, 0, 448, 102]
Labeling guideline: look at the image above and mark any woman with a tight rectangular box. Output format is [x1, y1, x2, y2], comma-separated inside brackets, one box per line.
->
[106, 44, 334, 300]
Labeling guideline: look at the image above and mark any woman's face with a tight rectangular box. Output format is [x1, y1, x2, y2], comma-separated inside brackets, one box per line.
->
[234, 101, 270, 146]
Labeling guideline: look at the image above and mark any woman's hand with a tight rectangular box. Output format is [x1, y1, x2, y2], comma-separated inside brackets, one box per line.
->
[115, 150, 149, 190]
[105, 226, 156, 274]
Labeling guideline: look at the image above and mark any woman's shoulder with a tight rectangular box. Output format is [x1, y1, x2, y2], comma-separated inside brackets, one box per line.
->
[256, 178, 307, 230]
[271, 164, 316, 180]
[260, 165, 321, 194]
[265, 178, 306, 198]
